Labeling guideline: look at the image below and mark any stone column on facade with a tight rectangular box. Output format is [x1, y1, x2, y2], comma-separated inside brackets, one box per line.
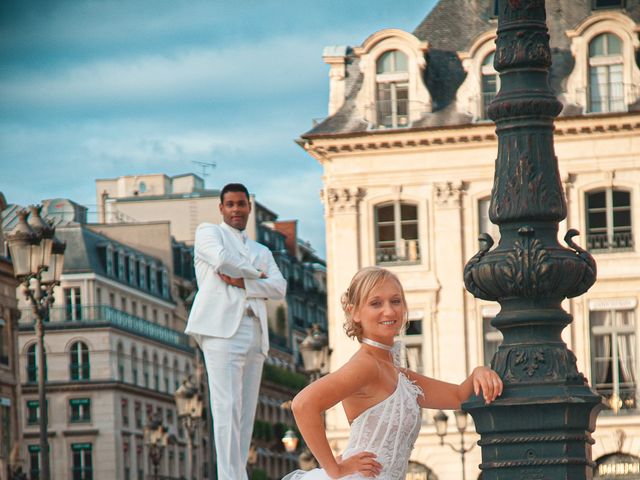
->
[320, 186, 364, 432]
[433, 181, 469, 383]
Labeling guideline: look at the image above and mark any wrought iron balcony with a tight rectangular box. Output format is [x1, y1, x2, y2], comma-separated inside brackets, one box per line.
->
[19, 305, 191, 351]
[587, 231, 634, 252]
[376, 240, 421, 265]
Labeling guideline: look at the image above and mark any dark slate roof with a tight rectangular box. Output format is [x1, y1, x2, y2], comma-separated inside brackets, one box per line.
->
[302, 0, 640, 138]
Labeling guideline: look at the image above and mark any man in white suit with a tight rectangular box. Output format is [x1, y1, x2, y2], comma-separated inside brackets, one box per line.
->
[185, 183, 287, 480]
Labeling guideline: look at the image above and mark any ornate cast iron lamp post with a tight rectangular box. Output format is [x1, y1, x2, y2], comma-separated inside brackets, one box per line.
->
[463, 0, 602, 478]
[5, 207, 65, 480]
[174, 376, 204, 480]
[299, 324, 330, 381]
[144, 412, 170, 480]
[434, 410, 474, 480]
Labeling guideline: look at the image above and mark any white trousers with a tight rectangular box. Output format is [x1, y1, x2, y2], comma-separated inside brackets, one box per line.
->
[200, 314, 265, 480]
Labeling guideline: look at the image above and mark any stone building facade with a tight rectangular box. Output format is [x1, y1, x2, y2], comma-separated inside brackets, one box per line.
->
[300, 1, 640, 478]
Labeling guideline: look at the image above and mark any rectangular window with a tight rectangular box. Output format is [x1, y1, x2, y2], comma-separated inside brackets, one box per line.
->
[134, 402, 142, 429]
[1, 402, 10, 458]
[375, 202, 420, 265]
[121, 297, 127, 313]
[71, 443, 93, 480]
[0, 318, 7, 365]
[69, 398, 91, 423]
[376, 82, 409, 128]
[590, 304, 637, 413]
[122, 398, 129, 426]
[95, 288, 102, 306]
[29, 445, 41, 480]
[586, 189, 633, 252]
[64, 287, 82, 321]
[26, 400, 40, 425]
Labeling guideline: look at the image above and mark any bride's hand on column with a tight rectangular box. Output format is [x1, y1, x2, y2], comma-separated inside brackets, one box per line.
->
[471, 366, 503, 404]
[328, 452, 382, 478]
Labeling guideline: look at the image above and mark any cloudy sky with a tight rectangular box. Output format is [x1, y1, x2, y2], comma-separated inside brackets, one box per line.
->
[0, 0, 437, 256]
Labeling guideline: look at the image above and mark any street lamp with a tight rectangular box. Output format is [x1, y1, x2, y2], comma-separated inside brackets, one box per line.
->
[281, 429, 299, 453]
[174, 376, 203, 480]
[462, 1, 602, 478]
[5, 207, 65, 480]
[299, 324, 329, 380]
[434, 410, 474, 480]
[144, 412, 170, 480]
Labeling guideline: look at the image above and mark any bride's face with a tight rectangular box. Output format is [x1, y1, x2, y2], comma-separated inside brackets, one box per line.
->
[354, 279, 405, 342]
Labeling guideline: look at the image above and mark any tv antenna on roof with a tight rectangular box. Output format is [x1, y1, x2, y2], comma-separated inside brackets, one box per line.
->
[192, 161, 217, 185]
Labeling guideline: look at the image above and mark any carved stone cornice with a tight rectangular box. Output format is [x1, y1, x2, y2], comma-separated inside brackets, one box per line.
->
[321, 187, 365, 216]
[303, 117, 640, 160]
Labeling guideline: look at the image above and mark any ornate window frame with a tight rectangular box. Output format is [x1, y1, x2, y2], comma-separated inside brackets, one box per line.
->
[457, 30, 498, 122]
[353, 29, 430, 128]
[565, 12, 640, 113]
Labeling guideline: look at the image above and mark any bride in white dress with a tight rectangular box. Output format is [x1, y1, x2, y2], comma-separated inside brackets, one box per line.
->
[283, 267, 503, 479]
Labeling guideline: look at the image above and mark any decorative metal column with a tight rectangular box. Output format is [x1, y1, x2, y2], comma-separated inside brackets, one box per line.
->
[462, 1, 603, 479]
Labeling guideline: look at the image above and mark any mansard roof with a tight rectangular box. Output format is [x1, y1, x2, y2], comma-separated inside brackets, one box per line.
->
[303, 0, 640, 138]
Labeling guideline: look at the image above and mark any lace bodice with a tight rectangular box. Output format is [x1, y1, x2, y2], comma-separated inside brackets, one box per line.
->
[283, 343, 424, 480]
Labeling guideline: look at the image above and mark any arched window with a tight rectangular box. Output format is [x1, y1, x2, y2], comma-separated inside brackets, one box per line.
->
[27, 344, 47, 383]
[480, 51, 498, 120]
[588, 32, 624, 113]
[376, 50, 409, 128]
[142, 350, 150, 388]
[586, 188, 633, 252]
[374, 201, 420, 265]
[131, 346, 138, 385]
[152, 352, 159, 391]
[117, 342, 125, 382]
[70, 341, 90, 380]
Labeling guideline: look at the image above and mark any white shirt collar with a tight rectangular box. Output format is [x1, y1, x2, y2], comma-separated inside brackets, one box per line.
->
[221, 221, 248, 244]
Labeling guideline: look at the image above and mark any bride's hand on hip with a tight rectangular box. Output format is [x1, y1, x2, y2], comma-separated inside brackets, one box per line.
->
[330, 451, 382, 478]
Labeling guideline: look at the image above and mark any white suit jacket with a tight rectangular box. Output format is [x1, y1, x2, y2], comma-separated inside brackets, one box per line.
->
[185, 222, 287, 354]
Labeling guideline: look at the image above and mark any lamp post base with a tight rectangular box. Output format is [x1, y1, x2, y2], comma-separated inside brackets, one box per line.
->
[464, 389, 603, 480]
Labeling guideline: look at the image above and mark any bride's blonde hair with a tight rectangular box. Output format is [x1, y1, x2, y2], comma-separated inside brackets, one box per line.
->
[341, 266, 408, 341]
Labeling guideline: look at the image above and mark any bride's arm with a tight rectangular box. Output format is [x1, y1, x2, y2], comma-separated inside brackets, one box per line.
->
[291, 354, 383, 478]
[403, 366, 503, 410]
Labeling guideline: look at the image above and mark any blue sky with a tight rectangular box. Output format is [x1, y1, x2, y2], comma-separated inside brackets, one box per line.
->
[0, 0, 436, 256]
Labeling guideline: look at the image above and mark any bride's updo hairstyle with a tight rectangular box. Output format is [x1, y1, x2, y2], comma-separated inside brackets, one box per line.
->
[341, 266, 408, 341]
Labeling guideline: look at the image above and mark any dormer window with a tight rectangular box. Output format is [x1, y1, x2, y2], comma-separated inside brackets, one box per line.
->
[593, 0, 625, 9]
[376, 50, 409, 128]
[481, 51, 498, 120]
[588, 33, 624, 113]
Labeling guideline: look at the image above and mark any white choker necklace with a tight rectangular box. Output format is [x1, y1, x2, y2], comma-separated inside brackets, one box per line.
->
[361, 338, 393, 351]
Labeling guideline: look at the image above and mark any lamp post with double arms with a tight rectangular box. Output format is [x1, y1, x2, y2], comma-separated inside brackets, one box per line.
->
[5, 207, 65, 480]
[174, 376, 203, 480]
[434, 410, 474, 480]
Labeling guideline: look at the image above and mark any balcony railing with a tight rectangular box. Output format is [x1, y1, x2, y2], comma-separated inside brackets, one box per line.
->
[366, 100, 429, 129]
[587, 231, 634, 252]
[376, 240, 421, 265]
[19, 305, 191, 351]
[596, 385, 637, 414]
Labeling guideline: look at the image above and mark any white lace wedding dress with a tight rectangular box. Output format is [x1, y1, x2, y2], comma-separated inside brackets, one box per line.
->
[282, 345, 424, 480]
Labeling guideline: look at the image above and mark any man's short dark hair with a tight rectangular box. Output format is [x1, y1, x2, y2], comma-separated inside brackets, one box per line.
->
[220, 183, 250, 203]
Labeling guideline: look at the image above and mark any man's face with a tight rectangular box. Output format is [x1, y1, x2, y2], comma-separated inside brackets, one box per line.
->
[219, 191, 251, 231]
